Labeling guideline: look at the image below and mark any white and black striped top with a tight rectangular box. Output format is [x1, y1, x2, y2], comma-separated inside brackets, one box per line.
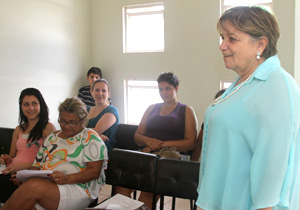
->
[78, 85, 95, 107]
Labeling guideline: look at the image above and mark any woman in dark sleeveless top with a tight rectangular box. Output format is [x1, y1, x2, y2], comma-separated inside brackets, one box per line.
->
[115, 72, 198, 209]
[135, 72, 197, 155]
[134, 72, 198, 209]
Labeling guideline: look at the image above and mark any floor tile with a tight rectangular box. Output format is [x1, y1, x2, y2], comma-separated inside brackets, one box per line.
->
[99, 185, 201, 209]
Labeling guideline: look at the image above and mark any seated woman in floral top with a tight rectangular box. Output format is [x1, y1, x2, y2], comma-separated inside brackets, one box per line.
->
[2, 97, 107, 210]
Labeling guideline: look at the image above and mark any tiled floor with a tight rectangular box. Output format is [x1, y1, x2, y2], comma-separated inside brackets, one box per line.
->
[98, 184, 201, 210]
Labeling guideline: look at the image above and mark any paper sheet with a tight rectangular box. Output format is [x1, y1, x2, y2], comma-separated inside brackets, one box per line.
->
[91, 194, 145, 210]
[16, 170, 53, 182]
[0, 165, 6, 175]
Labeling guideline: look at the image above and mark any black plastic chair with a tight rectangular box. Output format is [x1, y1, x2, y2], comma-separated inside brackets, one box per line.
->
[110, 124, 140, 199]
[154, 158, 200, 210]
[0, 127, 14, 155]
[106, 148, 158, 208]
[113, 124, 139, 151]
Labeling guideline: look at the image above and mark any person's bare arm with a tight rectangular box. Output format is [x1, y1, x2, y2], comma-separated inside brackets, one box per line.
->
[90, 113, 117, 141]
[9, 126, 21, 158]
[28, 166, 41, 170]
[93, 113, 116, 134]
[191, 128, 203, 161]
[3, 162, 35, 174]
[43, 122, 56, 138]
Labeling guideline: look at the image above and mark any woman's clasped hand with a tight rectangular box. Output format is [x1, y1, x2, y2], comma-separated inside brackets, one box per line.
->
[49, 171, 69, 185]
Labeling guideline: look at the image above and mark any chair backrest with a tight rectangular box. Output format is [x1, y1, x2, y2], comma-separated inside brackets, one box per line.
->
[154, 158, 200, 200]
[0, 127, 14, 154]
[113, 124, 139, 151]
[106, 148, 158, 193]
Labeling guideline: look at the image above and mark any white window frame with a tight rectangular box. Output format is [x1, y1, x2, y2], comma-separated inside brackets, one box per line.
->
[221, 0, 273, 14]
[124, 79, 162, 124]
[220, 80, 233, 89]
[123, 2, 165, 53]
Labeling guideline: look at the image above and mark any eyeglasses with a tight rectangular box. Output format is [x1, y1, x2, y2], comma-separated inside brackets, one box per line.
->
[58, 118, 81, 127]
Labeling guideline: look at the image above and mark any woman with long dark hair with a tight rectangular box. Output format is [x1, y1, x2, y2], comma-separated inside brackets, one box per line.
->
[0, 88, 55, 203]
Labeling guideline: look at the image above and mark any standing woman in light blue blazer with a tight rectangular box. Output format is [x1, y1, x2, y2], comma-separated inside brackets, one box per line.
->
[197, 6, 300, 210]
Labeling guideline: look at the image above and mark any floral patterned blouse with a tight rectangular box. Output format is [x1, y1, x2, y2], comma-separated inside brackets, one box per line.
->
[33, 128, 108, 199]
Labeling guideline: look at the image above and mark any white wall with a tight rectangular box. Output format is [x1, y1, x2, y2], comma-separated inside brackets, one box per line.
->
[0, 0, 91, 128]
[273, 0, 295, 77]
[90, 0, 296, 127]
[0, 0, 296, 130]
[294, 0, 300, 85]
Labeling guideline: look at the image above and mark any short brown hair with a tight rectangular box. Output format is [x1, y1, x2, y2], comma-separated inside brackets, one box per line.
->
[217, 6, 280, 59]
[157, 72, 179, 88]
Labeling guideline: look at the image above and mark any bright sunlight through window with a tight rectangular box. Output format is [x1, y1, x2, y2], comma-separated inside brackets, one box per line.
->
[123, 3, 164, 53]
[222, 0, 273, 13]
[125, 79, 162, 124]
[220, 80, 233, 90]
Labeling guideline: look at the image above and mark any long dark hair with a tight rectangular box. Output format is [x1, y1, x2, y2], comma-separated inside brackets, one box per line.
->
[19, 88, 50, 143]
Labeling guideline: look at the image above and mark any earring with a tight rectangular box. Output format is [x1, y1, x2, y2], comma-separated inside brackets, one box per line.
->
[256, 52, 260, 60]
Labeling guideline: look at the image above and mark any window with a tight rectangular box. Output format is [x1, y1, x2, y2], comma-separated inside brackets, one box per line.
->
[125, 79, 162, 124]
[220, 80, 233, 89]
[123, 3, 164, 53]
[221, 0, 273, 13]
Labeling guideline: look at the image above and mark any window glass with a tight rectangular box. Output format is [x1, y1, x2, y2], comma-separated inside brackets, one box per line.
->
[222, 0, 273, 13]
[123, 3, 164, 53]
[224, 0, 272, 6]
[220, 80, 232, 89]
[125, 79, 162, 124]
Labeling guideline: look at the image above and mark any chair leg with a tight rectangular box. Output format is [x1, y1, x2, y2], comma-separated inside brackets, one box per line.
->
[87, 198, 98, 208]
[111, 185, 116, 196]
[160, 195, 164, 210]
[191, 199, 197, 210]
[171, 197, 176, 210]
[193, 201, 197, 210]
[190, 199, 193, 210]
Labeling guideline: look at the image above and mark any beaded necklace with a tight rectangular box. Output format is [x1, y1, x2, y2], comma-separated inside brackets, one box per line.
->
[212, 73, 253, 106]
